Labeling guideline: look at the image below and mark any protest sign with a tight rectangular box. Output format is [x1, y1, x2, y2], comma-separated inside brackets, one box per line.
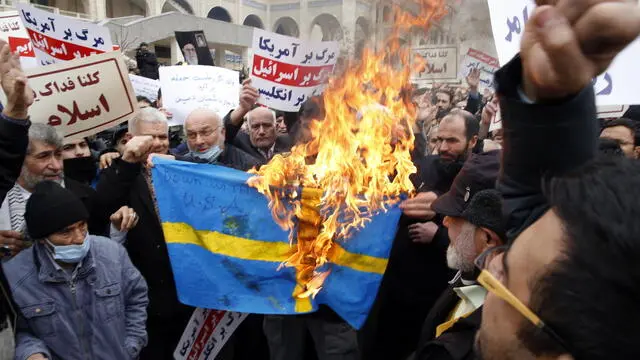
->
[0, 11, 36, 69]
[487, 0, 640, 106]
[411, 46, 458, 81]
[129, 74, 160, 103]
[16, 4, 113, 66]
[159, 65, 239, 126]
[174, 309, 247, 360]
[489, 105, 502, 133]
[250, 28, 339, 112]
[16, 51, 137, 140]
[459, 48, 499, 91]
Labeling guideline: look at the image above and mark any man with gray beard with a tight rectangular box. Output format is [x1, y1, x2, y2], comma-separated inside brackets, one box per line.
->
[407, 150, 505, 360]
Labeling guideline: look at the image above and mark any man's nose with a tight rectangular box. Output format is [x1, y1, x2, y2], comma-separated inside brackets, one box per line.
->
[50, 156, 63, 171]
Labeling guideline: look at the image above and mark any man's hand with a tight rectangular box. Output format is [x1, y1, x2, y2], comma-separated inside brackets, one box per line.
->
[417, 97, 438, 124]
[408, 222, 439, 244]
[229, 79, 259, 126]
[481, 97, 499, 126]
[122, 136, 154, 164]
[400, 191, 438, 220]
[99, 152, 121, 169]
[0, 42, 33, 119]
[0, 230, 28, 257]
[466, 68, 481, 92]
[521, 1, 640, 101]
[110, 206, 139, 232]
[158, 107, 173, 119]
[27, 354, 48, 360]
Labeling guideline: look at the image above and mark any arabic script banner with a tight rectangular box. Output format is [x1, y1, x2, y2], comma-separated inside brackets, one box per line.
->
[411, 46, 458, 82]
[174, 309, 247, 360]
[250, 28, 339, 112]
[487, 0, 640, 106]
[0, 11, 36, 69]
[13, 51, 137, 140]
[16, 4, 113, 66]
[459, 48, 499, 92]
[159, 65, 239, 126]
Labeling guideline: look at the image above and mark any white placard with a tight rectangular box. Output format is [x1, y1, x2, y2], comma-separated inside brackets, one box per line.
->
[250, 28, 339, 112]
[17, 52, 137, 140]
[0, 11, 36, 68]
[459, 48, 499, 92]
[174, 309, 247, 360]
[412, 46, 458, 81]
[16, 4, 113, 66]
[129, 74, 160, 103]
[487, 0, 640, 106]
[159, 65, 239, 126]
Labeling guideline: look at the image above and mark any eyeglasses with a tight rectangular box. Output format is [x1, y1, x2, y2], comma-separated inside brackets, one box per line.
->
[474, 246, 571, 353]
[186, 127, 220, 141]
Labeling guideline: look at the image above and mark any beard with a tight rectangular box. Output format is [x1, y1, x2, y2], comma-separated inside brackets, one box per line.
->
[21, 166, 63, 190]
[185, 54, 199, 65]
[446, 222, 477, 272]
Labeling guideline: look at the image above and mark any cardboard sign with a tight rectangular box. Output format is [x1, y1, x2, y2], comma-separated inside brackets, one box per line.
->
[129, 74, 160, 103]
[159, 65, 239, 126]
[0, 11, 36, 69]
[22, 52, 137, 140]
[459, 48, 499, 91]
[174, 309, 247, 360]
[487, 0, 640, 106]
[16, 4, 113, 66]
[250, 28, 339, 112]
[412, 46, 458, 81]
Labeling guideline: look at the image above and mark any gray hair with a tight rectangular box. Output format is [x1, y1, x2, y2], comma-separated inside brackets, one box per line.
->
[27, 123, 63, 154]
[246, 107, 275, 126]
[129, 107, 168, 135]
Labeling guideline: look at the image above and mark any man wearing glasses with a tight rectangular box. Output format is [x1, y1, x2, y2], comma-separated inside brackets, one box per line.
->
[475, 1, 640, 360]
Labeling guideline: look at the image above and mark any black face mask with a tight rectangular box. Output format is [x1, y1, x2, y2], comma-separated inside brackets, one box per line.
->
[64, 157, 97, 185]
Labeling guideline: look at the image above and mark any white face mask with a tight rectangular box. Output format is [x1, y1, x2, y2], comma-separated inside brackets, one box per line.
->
[45, 234, 91, 264]
[191, 145, 223, 163]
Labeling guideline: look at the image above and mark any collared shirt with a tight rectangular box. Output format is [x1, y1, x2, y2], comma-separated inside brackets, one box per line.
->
[257, 144, 276, 161]
[435, 271, 487, 337]
[43, 244, 83, 280]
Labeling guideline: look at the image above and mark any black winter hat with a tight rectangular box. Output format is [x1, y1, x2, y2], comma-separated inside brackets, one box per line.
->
[461, 189, 505, 241]
[25, 181, 89, 239]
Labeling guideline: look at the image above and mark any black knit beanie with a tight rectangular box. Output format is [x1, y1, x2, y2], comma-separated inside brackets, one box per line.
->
[25, 181, 89, 239]
[461, 189, 506, 241]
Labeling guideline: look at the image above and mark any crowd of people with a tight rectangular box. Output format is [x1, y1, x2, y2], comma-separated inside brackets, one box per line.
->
[1, 1, 640, 359]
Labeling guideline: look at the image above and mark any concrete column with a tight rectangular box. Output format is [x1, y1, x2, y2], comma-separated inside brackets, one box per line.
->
[236, 0, 242, 25]
[171, 37, 182, 65]
[86, 0, 107, 20]
[341, 0, 357, 55]
[215, 46, 226, 67]
[242, 47, 250, 69]
[299, 0, 308, 40]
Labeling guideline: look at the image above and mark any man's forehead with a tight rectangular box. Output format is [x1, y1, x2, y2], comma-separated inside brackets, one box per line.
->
[30, 140, 59, 153]
[602, 126, 633, 139]
[63, 139, 86, 146]
[508, 210, 566, 302]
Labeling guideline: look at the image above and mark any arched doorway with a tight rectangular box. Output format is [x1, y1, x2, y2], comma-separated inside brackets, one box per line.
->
[273, 17, 299, 37]
[161, 0, 194, 14]
[310, 14, 343, 41]
[207, 6, 232, 23]
[243, 14, 264, 29]
[106, 0, 147, 17]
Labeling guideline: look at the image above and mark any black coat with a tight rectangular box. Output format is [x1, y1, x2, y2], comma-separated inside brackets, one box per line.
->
[65, 177, 108, 237]
[409, 281, 482, 360]
[362, 155, 460, 360]
[0, 116, 29, 329]
[136, 50, 159, 80]
[494, 56, 598, 240]
[224, 115, 293, 165]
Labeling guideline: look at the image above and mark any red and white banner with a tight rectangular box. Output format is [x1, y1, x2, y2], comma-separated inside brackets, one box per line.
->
[16, 4, 113, 66]
[0, 11, 36, 69]
[250, 28, 339, 112]
[459, 48, 499, 91]
[174, 309, 247, 360]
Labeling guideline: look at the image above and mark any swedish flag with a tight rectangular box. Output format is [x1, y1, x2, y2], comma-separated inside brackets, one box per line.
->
[151, 158, 402, 329]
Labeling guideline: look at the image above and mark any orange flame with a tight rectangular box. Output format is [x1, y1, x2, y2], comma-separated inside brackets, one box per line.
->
[248, 0, 448, 298]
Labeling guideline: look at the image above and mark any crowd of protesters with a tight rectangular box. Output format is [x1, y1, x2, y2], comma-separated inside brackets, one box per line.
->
[1, 1, 640, 360]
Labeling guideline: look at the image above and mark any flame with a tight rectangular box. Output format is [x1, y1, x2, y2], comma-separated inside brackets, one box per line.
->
[248, 0, 448, 298]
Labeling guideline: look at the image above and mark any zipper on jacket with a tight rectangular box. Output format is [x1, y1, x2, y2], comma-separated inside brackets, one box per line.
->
[69, 277, 90, 359]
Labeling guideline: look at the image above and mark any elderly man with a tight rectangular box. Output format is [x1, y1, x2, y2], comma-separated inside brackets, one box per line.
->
[408, 150, 504, 360]
[476, 2, 640, 360]
[225, 107, 293, 164]
[0, 124, 128, 256]
[182, 108, 260, 170]
[95, 107, 193, 360]
[5, 181, 148, 360]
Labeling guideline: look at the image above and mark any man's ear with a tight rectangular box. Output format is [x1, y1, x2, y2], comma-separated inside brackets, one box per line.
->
[469, 135, 479, 151]
[479, 227, 502, 248]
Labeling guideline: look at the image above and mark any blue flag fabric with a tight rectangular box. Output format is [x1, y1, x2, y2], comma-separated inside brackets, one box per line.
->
[151, 158, 402, 329]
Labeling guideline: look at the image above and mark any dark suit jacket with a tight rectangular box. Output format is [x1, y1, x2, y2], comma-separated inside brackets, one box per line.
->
[0, 115, 30, 329]
[224, 115, 293, 165]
